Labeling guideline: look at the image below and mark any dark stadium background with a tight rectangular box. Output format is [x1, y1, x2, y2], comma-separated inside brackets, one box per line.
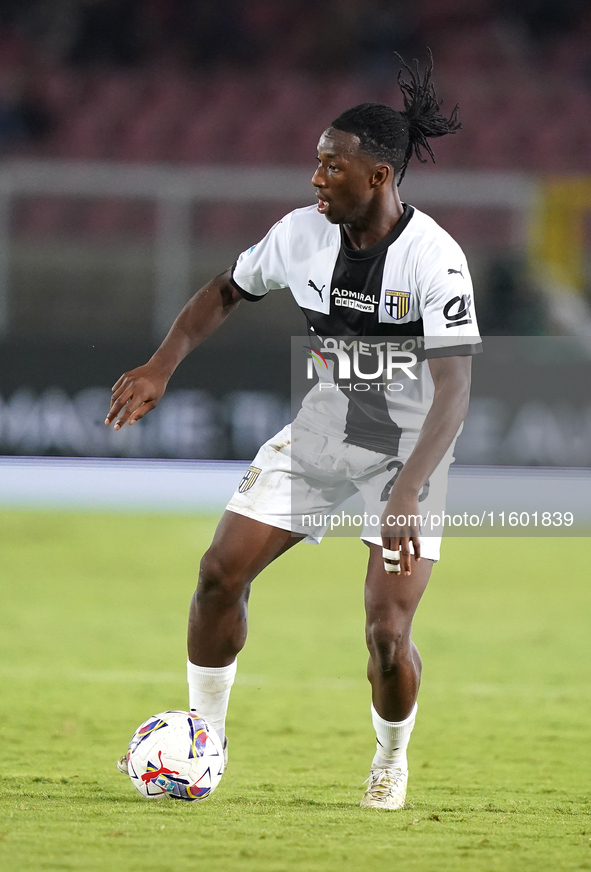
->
[0, 0, 590, 463]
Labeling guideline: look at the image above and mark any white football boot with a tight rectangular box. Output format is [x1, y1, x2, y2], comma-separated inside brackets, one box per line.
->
[359, 766, 408, 810]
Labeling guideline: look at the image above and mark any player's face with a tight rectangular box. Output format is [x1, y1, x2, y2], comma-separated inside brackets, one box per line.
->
[312, 128, 383, 225]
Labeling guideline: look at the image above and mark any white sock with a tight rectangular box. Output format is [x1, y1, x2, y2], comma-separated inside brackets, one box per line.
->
[187, 659, 237, 744]
[371, 702, 417, 770]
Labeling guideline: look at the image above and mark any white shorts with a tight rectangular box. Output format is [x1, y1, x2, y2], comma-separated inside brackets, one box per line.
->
[226, 424, 454, 562]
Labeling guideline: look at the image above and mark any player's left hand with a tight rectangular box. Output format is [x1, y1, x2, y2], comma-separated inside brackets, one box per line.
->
[381, 490, 421, 577]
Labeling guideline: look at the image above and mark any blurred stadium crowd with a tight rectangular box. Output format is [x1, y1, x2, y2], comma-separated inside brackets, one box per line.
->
[0, 0, 590, 170]
[0, 1, 589, 461]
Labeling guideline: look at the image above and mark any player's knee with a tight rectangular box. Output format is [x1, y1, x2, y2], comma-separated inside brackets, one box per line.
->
[197, 546, 248, 602]
[365, 621, 411, 674]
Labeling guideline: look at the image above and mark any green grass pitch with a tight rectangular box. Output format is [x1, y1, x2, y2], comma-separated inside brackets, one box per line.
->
[0, 510, 590, 872]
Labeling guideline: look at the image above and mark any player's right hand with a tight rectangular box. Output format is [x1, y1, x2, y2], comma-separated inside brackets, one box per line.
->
[105, 363, 169, 430]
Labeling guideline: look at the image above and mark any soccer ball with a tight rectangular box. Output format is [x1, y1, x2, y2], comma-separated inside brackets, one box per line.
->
[125, 710, 224, 802]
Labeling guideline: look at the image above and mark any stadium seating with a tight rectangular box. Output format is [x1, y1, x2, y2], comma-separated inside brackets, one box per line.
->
[5, 0, 591, 240]
[16, 59, 589, 173]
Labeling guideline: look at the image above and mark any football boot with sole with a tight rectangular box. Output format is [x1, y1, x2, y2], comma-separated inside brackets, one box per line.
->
[359, 766, 408, 810]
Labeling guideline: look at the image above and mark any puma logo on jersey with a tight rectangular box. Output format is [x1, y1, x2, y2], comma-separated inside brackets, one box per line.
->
[308, 280, 325, 301]
[447, 266, 464, 277]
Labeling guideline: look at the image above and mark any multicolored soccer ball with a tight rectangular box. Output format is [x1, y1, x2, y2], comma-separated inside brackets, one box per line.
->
[125, 710, 224, 802]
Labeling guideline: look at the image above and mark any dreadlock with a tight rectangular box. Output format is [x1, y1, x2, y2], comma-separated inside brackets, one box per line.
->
[331, 53, 460, 186]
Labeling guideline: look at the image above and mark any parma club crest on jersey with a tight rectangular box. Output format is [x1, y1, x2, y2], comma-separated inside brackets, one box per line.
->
[384, 289, 410, 320]
[238, 466, 262, 493]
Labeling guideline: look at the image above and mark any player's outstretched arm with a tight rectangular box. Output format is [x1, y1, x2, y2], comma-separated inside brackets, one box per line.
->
[105, 269, 241, 429]
[381, 355, 472, 574]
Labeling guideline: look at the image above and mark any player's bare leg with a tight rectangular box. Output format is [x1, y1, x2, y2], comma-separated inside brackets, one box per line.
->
[188, 510, 303, 664]
[186, 511, 303, 753]
[360, 543, 432, 809]
[364, 544, 432, 720]
[117, 512, 301, 776]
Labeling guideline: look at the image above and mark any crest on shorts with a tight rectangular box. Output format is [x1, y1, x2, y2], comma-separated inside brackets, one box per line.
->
[384, 289, 410, 320]
[238, 466, 262, 493]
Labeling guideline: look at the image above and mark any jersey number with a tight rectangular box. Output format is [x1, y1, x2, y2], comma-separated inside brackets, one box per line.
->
[380, 460, 430, 503]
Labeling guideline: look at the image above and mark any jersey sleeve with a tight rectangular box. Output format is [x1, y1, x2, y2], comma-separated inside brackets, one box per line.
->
[230, 213, 291, 301]
[418, 237, 482, 358]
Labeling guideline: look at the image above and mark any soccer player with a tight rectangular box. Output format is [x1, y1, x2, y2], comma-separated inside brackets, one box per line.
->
[107, 58, 481, 809]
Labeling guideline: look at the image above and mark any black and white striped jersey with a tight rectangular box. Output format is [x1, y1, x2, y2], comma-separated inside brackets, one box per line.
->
[231, 203, 481, 456]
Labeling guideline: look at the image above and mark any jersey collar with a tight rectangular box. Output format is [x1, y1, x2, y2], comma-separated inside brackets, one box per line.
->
[340, 204, 415, 260]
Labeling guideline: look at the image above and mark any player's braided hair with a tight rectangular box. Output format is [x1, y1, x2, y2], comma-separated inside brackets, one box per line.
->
[331, 54, 460, 185]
